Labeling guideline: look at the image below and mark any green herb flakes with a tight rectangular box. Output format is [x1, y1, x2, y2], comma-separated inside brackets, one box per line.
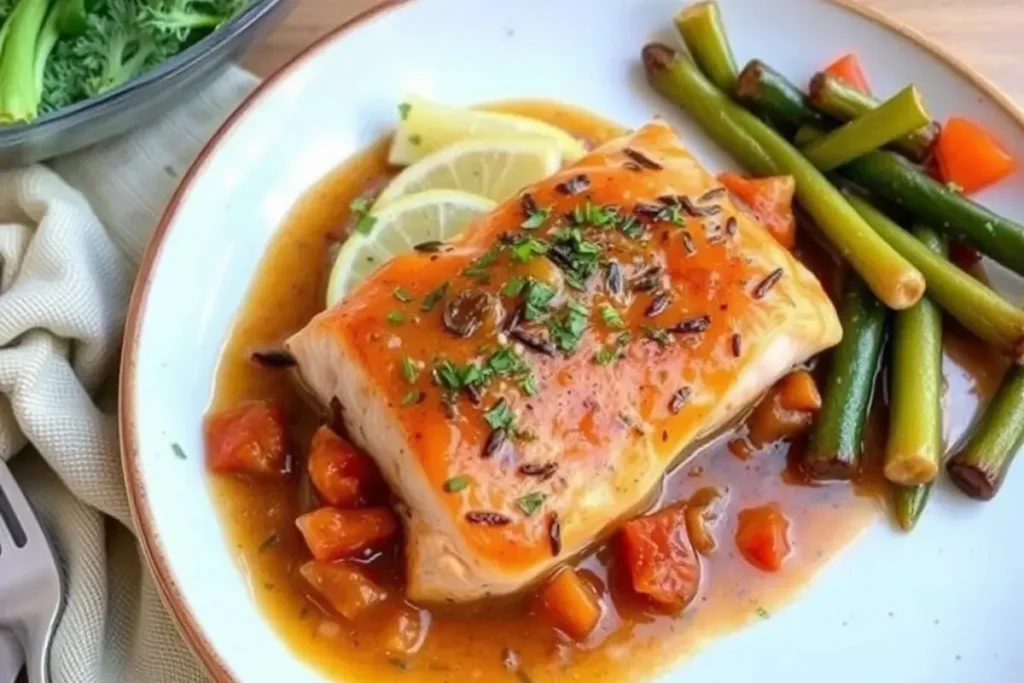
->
[421, 281, 450, 312]
[402, 390, 423, 406]
[519, 374, 538, 396]
[755, 606, 770, 619]
[484, 399, 516, 431]
[510, 236, 549, 263]
[349, 197, 371, 213]
[523, 280, 556, 321]
[401, 356, 419, 383]
[355, 214, 377, 235]
[398, 102, 411, 120]
[594, 331, 631, 365]
[572, 201, 619, 228]
[463, 246, 500, 281]
[521, 206, 551, 230]
[171, 443, 186, 460]
[643, 324, 672, 346]
[549, 302, 590, 353]
[444, 476, 471, 493]
[516, 492, 547, 516]
[599, 304, 625, 329]
[387, 310, 405, 325]
[393, 287, 414, 302]
[502, 278, 527, 298]
[349, 197, 377, 235]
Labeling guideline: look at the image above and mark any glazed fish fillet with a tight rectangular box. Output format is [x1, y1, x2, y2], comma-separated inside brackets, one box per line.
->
[287, 120, 841, 603]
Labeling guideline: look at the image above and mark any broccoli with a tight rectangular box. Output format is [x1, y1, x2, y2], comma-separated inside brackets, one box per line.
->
[0, 0, 252, 122]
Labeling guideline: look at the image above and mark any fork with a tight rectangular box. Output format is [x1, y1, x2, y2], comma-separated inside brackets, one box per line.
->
[0, 460, 62, 683]
[0, 631, 23, 683]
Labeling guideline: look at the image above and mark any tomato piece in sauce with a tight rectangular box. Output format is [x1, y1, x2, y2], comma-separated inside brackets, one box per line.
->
[618, 503, 700, 612]
[746, 370, 821, 447]
[536, 567, 603, 640]
[204, 400, 290, 480]
[296, 507, 398, 562]
[735, 503, 792, 572]
[300, 561, 388, 620]
[718, 173, 797, 250]
[307, 425, 385, 508]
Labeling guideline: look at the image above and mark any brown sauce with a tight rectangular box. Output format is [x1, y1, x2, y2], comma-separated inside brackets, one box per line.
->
[208, 100, 998, 682]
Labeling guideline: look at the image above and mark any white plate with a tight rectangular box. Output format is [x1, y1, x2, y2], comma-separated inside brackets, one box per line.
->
[121, 1, 1024, 681]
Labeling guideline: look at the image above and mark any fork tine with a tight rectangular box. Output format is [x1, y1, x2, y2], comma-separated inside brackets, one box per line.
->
[0, 463, 42, 547]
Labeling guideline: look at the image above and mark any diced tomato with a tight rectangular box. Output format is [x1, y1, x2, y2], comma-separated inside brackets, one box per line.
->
[727, 437, 754, 460]
[299, 561, 388, 620]
[735, 504, 791, 572]
[296, 507, 398, 561]
[718, 173, 797, 249]
[618, 503, 700, 612]
[776, 370, 822, 412]
[746, 371, 821, 447]
[380, 604, 429, 655]
[307, 425, 384, 508]
[536, 567, 603, 640]
[823, 53, 870, 93]
[937, 117, 1016, 194]
[204, 400, 290, 480]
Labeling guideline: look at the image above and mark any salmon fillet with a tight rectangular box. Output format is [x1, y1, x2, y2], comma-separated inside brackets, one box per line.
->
[286, 121, 841, 603]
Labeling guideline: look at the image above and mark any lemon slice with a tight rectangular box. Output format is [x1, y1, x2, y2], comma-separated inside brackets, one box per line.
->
[389, 97, 587, 166]
[326, 190, 496, 306]
[376, 137, 562, 208]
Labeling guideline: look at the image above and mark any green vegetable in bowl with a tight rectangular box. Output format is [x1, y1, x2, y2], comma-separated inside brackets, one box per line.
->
[0, 0, 252, 124]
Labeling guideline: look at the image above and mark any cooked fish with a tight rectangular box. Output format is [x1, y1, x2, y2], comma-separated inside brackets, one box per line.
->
[286, 120, 841, 603]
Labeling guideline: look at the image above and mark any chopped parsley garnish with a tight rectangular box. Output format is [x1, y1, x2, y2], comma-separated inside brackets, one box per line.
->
[516, 492, 547, 516]
[502, 278, 527, 298]
[171, 443, 187, 460]
[643, 324, 672, 346]
[402, 390, 423, 405]
[349, 197, 377, 235]
[462, 245, 500, 281]
[432, 346, 536, 401]
[521, 206, 551, 230]
[755, 606, 771, 619]
[618, 215, 644, 239]
[510, 236, 549, 263]
[387, 310, 405, 325]
[401, 356, 419, 383]
[600, 304, 625, 329]
[393, 287, 413, 302]
[572, 201, 620, 228]
[550, 227, 603, 290]
[484, 399, 516, 431]
[594, 331, 631, 365]
[421, 281, 449, 312]
[444, 476, 470, 493]
[523, 280, 556, 320]
[398, 102, 411, 120]
[548, 302, 590, 353]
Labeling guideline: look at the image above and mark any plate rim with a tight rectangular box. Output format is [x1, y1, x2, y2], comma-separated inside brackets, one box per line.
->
[117, 2, 1024, 680]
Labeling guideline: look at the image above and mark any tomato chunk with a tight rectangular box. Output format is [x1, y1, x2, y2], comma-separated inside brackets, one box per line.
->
[718, 173, 797, 249]
[204, 400, 290, 480]
[823, 53, 870, 93]
[536, 567, 603, 640]
[300, 561, 388, 620]
[937, 117, 1016, 194]
[735, 504, 792, 572]
[618, 503, 700, 612]
[747, 370, 821, 447]
[307, 425, 384, 508]
[296, 507, 398, 561]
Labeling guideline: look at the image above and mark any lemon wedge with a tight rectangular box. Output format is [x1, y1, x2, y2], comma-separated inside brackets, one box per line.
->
[389, 97, 587, 166]
[326, 189, 495, 307]
[376, 137, 562, 208]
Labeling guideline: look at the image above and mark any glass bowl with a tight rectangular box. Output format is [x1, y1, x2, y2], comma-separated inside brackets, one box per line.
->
[0, 0, 294, 168]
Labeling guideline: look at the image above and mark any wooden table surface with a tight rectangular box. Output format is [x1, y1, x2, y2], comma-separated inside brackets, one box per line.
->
[243, 0, 1024, 104]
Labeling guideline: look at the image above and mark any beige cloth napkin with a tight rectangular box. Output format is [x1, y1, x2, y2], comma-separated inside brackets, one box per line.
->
[0, 66, 259, 683]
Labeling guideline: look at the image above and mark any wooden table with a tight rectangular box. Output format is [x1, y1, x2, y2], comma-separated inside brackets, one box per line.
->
[243, 0, 1024, 103]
